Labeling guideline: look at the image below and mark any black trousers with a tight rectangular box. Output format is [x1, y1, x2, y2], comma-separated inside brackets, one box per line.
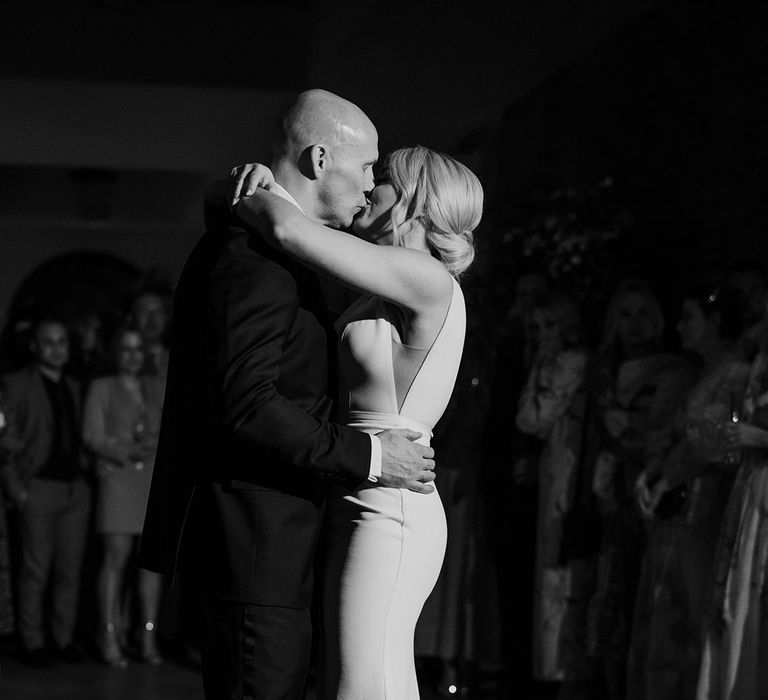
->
[201, 596, 313, 700]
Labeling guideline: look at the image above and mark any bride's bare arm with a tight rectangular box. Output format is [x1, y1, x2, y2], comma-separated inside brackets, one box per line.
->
[234, 190, 453, 315]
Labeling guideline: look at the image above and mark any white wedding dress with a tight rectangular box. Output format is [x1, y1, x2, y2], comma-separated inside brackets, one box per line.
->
[322, 279, 466, 700]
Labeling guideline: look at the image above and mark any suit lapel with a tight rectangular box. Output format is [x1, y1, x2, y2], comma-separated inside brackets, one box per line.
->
[64, 376, 82, 432]
[293, 266, 339, 401]
[245, 225, 339, 398]
[28, 367, 54, 437]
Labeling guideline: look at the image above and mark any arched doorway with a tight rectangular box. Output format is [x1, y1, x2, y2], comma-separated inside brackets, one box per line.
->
[0, 251, 143, 372]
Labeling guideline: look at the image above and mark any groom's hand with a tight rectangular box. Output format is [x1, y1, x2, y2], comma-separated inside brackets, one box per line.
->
[377, 429, 436, 494]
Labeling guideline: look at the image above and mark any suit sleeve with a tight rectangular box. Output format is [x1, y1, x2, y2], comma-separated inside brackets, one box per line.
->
[210, 249, 371, 483]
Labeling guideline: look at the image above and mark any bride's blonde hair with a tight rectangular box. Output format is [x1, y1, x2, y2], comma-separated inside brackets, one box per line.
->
[385, 146, 483, 278]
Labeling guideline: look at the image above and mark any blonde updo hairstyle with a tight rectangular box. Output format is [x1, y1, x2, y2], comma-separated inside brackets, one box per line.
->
[385, 146, 483, 278]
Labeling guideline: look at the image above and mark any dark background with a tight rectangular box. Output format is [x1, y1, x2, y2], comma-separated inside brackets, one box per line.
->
[0, 2, 765, 696]
[0, 0, 765, 344]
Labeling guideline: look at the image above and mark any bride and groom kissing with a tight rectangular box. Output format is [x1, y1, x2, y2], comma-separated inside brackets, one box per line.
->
[139, 88, 483, 699]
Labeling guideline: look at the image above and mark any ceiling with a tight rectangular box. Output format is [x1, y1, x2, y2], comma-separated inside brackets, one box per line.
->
[0, 0, 312, 90]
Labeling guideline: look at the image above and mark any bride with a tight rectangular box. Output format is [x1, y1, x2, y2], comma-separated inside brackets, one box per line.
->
[227, 145, 483, 699]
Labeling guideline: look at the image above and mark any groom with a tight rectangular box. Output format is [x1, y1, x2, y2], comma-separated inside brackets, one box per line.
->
[139, 89, 436, 699]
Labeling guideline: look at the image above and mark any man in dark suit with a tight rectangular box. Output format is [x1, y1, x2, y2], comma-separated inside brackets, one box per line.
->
[1, 317, 90, 666]
[140, 90, 436, 699]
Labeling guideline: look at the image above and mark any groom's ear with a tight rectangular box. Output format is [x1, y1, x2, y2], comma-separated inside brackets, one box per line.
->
[307, 144, 329, 179]
[298, 144, 330, 180]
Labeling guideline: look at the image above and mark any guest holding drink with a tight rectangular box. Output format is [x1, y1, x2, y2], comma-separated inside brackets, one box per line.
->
[586, 280, 695, 700]
[628, 285, 750, 700]
[83, 326, 164, 667]
[516, 292, 598, 694]
[697, 345, 768, 698]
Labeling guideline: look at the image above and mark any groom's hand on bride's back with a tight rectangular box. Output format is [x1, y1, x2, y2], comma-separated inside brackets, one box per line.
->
[377, 429, 436, 494]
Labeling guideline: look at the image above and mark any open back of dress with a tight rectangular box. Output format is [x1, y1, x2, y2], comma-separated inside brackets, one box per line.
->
[323, 279, 466, 700]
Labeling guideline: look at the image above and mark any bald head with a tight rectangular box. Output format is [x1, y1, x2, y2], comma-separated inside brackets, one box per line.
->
[275, 89, 377, 161]
[271, 89, 379, 228]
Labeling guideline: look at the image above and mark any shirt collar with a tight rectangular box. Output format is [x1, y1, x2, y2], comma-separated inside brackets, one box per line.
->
[269, 182, 305, 214]
[37, 365, 63, 384]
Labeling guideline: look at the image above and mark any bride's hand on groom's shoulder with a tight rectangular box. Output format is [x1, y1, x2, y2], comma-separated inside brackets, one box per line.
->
[377, 429, 436, 494]
[228, 163, 276, 208]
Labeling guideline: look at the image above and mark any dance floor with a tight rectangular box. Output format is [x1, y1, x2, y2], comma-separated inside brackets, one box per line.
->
[0, 653, 203, 700]
[0, 652, 469, 700]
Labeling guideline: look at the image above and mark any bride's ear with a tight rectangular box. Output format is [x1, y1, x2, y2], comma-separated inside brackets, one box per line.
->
[394, 217, 427, 249]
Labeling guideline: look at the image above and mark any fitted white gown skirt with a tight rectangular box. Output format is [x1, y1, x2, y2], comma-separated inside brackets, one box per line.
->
[322, 413, 448, 700]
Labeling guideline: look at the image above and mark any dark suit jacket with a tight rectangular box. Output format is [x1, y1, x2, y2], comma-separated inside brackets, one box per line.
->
[0, 365, 83, 499]
[139, 224, 371, 608]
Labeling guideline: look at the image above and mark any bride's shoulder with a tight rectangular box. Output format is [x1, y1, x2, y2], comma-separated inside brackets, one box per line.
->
[413, 250, 456, 299]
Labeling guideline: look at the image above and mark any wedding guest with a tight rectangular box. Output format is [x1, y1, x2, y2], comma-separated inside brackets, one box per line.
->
[726, 260, 768, 358]
[508, 270, 550, 371]
[628, 285, 750, 700]
[0, 317, 90, 666]
[127, 289, 171, 380]
[68, 309, 110, 392]
[586, 280, 696, 700]
[66, 309, 111, 647]
[697, 325, 768, 698]
[516, 292, 599, 697]
[83, 326, 164, 667]
[0, 393, 21, 639]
